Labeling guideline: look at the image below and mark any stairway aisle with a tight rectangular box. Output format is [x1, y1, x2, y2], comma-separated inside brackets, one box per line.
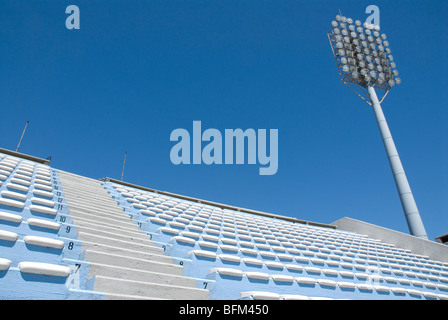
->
[58, 171, 209, 300]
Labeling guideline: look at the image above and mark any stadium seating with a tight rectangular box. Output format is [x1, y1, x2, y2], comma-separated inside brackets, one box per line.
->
[0, 153, 102, 299]
[102, 181, 448, 300]
[1, 149, 448, 300]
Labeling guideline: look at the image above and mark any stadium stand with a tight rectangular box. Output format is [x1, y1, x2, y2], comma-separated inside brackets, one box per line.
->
[1, 149, 448, 300]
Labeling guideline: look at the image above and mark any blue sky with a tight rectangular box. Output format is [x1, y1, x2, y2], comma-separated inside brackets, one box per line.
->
[0, 0, 447, 241]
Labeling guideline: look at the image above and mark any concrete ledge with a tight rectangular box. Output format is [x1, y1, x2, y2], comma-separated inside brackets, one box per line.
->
[0, 148, 50, 165]
[331, 217, 448, 264]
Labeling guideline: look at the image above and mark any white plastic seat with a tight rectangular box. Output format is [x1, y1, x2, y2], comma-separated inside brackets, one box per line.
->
[218, 254, 241, 263]
[258, 251, 276, 260]
[201, 234, 220, 243]
[422, 291, 438, 299]
[0, 168, 12, 176]
[398, 278, 411, 285]
[219, 245, 239, 252]
[0, 211, 23, 223]
[320, 269, 337, 276]
[295, 256, 311, 263]
[187, 225, 203, 233]
[10, 178, 30, 187]
[14, 174, 32, 181]
[373, 285, 391, 293]
[242, 258, 263, 266]
[407, 289, 422, 297]
[339, 270, 355, 278]
[296, 277, 317, 285]
[172, 236, 196, 245]
[240, 291, 280, 300]
[30, 197, 55, 208]
[271, 274, 294, 283]
[148, 217, 166, 226]
[255, 243, 271, 251]
[198, 241, 218, 250]
[139, 209, 156, 216]
[23, 236, 64, 249]
[284, 264, 304, 273]
[244, 271, 270, 281]
[338, 281, 356, 289]
[423, 281, 437, 289]
[253, 237, 266, 244]
[0, 258, 12, 271]
[158, 213, 174, 221]
[0, 198, 25, 209]
[239, 241, 254, 248]
[210, 267, 243, 278]
[390, 287, 407, 294]
[158, 227, 180, 236]
[189, 250, 217, 259]
[18, 261, 70, 277]
[357, 283, 374, 291]
[411, 279, 425, 287]
[27, 218, 60, 230]
[0, 230, 19, 242]
[1, 190, 27, 201]
[437, 283, 448, 291]
[33, 189, 54, 198]
[240, 248, 258, 256]
[265, 261, 284, 270]
[180, 231, 200, 240]
[305, 266, 321, 274]
[280, 294, 309, 300]
[29, 204, 57, 216]
[132, 203, 146, 210]
[278, 253, 294, 261]
[6, 183, 29, 193]
[35, 174, 50, 181]
[168, 221, 186, 230]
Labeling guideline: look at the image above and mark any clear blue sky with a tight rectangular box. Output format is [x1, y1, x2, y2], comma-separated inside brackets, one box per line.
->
[1, 0, 447, 241]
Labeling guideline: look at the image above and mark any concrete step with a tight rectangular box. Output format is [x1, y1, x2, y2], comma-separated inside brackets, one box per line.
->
[87, 262, 197, 287]
[76, 225, 155, 246]
[77, 232, 163, 255]
[81, 240, 172, 264]
[83, 250, 183, 276]
[65, 201, 125, 216]
[74, 222, 150, 244]
[68, 208, 136, 228]
[69, 214, 142, 236]
[93, 275, 209, 300]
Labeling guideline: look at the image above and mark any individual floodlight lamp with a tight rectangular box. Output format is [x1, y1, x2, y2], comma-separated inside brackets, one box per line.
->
[328, 15, 429, 240]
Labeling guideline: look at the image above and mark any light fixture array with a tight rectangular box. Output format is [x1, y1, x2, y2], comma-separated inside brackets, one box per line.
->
[328, 15, 401, 91]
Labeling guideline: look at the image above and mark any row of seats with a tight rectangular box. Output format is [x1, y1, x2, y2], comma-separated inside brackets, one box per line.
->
[103, 182, 448, 300]
[208, 267, 448, 300]
[185, 249, 448, 290]
[150, 216, 448, 282]
[114, 185, 445, 270]
[109, 185, 448, 280]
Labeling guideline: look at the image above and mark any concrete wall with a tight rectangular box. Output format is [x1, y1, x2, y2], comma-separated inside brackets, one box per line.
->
[331, 217, 448, 264]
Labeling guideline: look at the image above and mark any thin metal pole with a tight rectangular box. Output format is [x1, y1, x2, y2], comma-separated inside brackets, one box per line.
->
[121, 152, 127, 181]
[367, 86, 428, 240]
[16, 120, 29, 152]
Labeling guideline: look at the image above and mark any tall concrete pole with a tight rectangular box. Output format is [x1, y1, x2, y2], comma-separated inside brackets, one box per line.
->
[368, 86, 428, 240]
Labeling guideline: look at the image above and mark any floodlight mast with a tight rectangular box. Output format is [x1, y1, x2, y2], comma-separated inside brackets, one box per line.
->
[328, 15, 429, 240]
[368, 87, 428, 239]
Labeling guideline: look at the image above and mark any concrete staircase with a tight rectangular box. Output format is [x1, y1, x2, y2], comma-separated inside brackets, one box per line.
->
[58, 171, 209, 300]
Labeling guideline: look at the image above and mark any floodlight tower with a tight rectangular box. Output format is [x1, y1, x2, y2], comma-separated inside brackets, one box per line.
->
[327, 15, 428, 240]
